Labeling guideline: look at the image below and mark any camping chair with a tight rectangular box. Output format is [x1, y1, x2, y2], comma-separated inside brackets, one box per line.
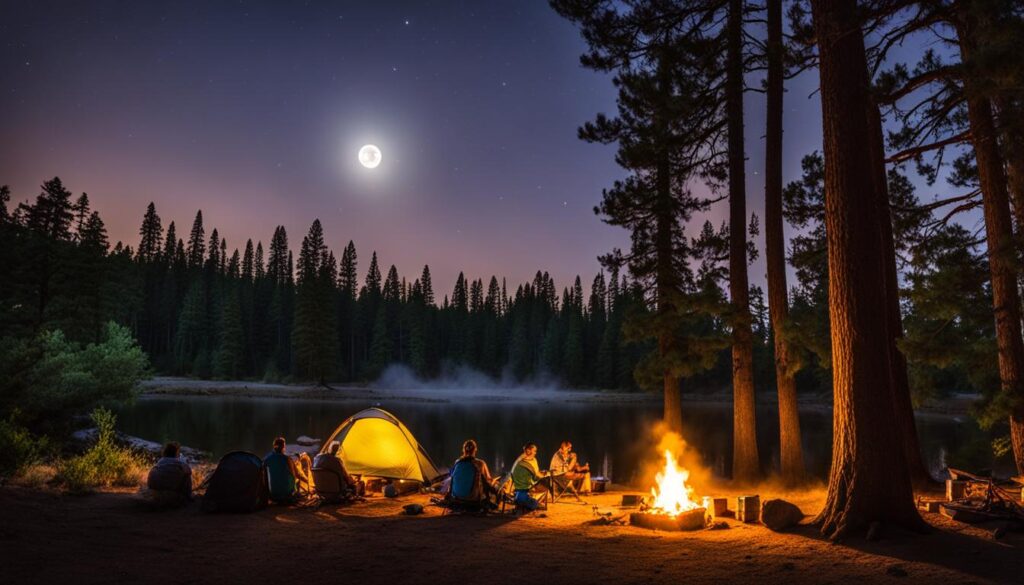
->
[438, 459, 497, 515]
[311, 466, 357, 508]
[495, 472, 548, 515]
[493, 474, 517, 515]
[550, 473, 585, 504]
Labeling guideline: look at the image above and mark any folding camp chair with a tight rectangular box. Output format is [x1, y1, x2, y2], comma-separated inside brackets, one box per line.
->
[550, 473, 585, 504]
[311, 466, 357, 508]
[496, 473, 549, 515]
[439, 462, 498, 515]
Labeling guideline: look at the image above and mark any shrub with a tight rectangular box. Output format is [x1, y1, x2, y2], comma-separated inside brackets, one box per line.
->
[0, 416, 48, 478]
[57, 407, 148, 493]
[0, 322, 149, 436]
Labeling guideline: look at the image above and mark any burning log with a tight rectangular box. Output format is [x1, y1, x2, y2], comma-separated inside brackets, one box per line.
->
[629, 449, 706, 531]
[630, 508, 707, 531]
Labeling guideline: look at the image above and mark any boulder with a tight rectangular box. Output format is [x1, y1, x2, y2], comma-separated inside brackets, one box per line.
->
[296, 435, 321, 447]
[71, 428, 207, 463]
[760, 498, 804, 531]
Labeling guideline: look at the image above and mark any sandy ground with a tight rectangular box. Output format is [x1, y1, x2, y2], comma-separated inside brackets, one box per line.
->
[2, 484, 1020, 585]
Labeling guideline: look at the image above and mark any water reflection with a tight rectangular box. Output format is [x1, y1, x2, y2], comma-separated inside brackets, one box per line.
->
[116, 396, 977, 484]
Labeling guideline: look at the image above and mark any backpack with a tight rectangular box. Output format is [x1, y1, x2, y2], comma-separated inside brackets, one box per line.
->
[200, 451, 269, 513]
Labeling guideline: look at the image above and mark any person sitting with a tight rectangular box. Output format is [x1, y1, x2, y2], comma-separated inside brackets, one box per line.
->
[264, 437, 313, 503]
[549, 440, 591, 494]
[312, 441, 360, 498]
[146, 442, 193, 503]
[509, 442, 548, 513]
[447, 439, 496, 507]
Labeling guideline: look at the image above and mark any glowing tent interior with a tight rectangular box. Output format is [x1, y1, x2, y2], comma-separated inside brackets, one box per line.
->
[320, 407, 444, 485]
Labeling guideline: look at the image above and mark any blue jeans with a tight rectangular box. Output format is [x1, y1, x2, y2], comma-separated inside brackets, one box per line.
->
[514, 489, 540, 511]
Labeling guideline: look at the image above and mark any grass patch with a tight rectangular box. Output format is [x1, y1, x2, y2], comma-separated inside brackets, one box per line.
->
[0, 415, 49, 479]
[57, 407, 148, 493]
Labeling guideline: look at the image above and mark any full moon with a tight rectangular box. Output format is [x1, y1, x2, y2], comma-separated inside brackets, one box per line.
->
[358, 144, 382, 169]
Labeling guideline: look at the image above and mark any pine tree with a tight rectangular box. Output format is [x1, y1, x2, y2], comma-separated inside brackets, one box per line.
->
[215, 288, 245, 378]
[338, 241, 358, 380]
[22, 177, 75, 241]
[0, 185, 10, 223]
[809, 0, 926, 539]
[764, 0, 803, 483]
[291, 219, 337, 383]
[267, 227, 289, 285]
[254, 241, 265, 279]
[162, 222, 177, 263]
[207, 229, 220, 273]
[420, 265, 435, 306]
[187, 211, 205, 269]
[242, 240, 254, 281]
[137, 202, 163, 262]
[555, 0, 727, 432]
[365, 252, 382, 296]
[71, 193, 90, 239]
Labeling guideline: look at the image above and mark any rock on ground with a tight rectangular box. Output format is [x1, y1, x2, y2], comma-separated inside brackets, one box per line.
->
[761, 498, 804, 531]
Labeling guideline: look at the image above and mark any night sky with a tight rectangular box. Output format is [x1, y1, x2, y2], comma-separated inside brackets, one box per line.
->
[1, 0, 833, 293]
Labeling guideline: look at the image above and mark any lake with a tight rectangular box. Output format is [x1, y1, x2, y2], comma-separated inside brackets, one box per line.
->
[116, 394, 984, 484]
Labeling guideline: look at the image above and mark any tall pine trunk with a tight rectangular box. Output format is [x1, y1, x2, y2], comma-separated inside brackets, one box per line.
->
[763, 0, 803, 483]
[728, 0, 759, 482]
[994, 97, 1024, 234]
[866, 103, 933, 486]
[657, 57, 682, 434]
[957, 19, 1024, 476]
[811, 0, 926, 540]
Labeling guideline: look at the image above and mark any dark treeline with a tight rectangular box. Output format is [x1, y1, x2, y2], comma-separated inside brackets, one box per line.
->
[0, 169, 994, 408]
[1, 180, 679, 390]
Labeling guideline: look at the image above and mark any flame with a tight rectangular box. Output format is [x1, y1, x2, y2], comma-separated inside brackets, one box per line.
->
[648, 449, 699, 516]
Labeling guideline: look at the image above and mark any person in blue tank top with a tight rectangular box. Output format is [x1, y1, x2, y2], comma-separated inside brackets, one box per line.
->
[264, 437, 312, 503]
[448, 439, 495, 503]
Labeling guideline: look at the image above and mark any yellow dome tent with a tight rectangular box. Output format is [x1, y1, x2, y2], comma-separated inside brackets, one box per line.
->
[320, 407, 443, 484]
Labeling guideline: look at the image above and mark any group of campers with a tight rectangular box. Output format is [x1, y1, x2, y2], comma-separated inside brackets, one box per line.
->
[447, 439, 591, 512]
[145, 436, 591, 515]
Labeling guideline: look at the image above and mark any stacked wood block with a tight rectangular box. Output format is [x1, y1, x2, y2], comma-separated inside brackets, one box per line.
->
[946, 479, 967, 501]
[736, 495, 760, 523]
[702, 496, 730, 519]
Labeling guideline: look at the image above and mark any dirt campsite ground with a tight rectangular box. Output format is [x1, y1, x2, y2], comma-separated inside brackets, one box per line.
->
[2, 483, 1022, 585]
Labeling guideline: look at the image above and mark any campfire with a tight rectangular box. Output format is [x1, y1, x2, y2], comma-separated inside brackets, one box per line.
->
[630, 449, 707, 531]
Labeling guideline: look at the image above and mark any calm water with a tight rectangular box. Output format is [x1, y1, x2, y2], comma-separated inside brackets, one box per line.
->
[116, 395, 980, 484]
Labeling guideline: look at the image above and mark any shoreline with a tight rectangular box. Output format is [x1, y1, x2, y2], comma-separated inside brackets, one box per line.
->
[139, 376, 977, 418]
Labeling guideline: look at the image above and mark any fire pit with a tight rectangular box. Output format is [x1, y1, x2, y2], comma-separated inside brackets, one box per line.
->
[630, 449, 707, 531]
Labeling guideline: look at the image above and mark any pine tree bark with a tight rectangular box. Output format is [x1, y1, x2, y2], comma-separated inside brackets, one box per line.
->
[656, 56, 683, 435]
[728, 0, 759, 482]
[866, 103, 933, 487]
[957, 18, 1024, 476]
[764, 0, 803, 484]
[811, 0, 927, 540]
[992, 96, 1024, 238]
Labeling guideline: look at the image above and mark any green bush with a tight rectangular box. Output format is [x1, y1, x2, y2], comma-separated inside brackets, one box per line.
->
[0, 322, 149, 436]
[57, 407, 147, 493]
[0, 415, 48, 478]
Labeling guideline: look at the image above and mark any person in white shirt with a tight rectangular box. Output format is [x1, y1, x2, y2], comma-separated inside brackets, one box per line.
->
[549, 440, 591, 494]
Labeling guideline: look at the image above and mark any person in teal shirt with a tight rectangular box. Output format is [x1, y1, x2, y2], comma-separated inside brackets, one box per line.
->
[509, 443, 548, 512]
[264, 437, 312, 503]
